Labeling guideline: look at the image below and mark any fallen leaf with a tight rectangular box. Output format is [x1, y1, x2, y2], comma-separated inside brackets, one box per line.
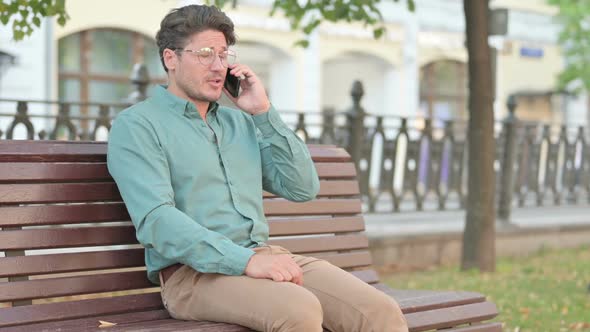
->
[561, 307, 569, 315]
[98, 320, 117, 328]
[569, 322, 590, 330]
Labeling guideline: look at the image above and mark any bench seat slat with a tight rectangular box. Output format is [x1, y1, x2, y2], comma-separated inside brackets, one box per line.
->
[0, 180, 358, 204]
[0, 293, 163, 328]
[0, 310, 171, 332]
[0, 271, 155, 302]
[0, 162, 355, 182]
[349, 269, 379, 284]
[404, 301, 499, 332]
[0, 250, 372, 278]
[0, 286, 494, 330]
[374, 284, 487, 313]
[442, 322, 503, 332]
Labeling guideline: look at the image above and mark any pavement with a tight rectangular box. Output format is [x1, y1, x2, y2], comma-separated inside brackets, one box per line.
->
[364, 203, 590, 237]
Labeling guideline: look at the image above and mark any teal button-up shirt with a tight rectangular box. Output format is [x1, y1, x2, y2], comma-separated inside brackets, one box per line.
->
[107, 86, 320, 284]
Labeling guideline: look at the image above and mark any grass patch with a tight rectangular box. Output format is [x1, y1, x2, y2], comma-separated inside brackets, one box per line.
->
[383, 245, 590, 332]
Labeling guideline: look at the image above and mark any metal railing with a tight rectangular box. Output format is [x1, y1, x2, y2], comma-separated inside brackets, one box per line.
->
[2, 78, 589, 218]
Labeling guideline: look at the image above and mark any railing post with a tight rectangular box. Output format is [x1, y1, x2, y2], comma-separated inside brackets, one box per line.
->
[126, 63, 150, 104]
[497, 94, 518, 224]
[346, 81, 365, 172]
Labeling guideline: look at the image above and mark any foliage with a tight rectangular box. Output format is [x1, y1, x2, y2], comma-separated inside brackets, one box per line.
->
[1, 0, 415, 45]
[547, 0, 590, 93]
[208, 0, 415, 47]
[0, 0, 68, 41]
[384, 245, 590, 331]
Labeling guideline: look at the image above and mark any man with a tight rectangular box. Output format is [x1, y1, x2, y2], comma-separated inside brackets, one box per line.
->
[107, 4, 408, 332]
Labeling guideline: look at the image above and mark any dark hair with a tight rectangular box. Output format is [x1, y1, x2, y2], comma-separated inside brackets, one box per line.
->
[156, 5, 236, 72]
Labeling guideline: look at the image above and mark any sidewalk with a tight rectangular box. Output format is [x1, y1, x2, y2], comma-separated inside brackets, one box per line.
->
[363, 204, 590, 268]
[364, 204, 590, 237]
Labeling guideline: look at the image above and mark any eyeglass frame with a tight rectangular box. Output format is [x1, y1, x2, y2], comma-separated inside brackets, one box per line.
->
[174, 47, 237, 68]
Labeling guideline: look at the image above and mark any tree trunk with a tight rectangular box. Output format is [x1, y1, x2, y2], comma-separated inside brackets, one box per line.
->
[461, 0, 496, 272]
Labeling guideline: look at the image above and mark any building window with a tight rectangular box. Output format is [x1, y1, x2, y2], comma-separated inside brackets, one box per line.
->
[58, 28, 166, 115]
[419, 60, 467, 121]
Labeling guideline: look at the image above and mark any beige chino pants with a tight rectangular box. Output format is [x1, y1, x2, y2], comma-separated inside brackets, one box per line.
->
[160, 245, 408, 332]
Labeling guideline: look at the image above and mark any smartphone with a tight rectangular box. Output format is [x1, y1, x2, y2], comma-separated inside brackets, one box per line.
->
[224, 68, 241, 98]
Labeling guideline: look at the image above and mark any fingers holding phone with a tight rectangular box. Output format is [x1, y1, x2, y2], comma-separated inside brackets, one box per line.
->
[223, 64, 270, 115]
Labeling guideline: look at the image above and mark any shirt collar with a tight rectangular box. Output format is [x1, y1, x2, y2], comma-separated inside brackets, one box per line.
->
[153, 85, 219, 119]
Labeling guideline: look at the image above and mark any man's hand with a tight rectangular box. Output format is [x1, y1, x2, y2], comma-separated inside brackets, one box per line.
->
[223, 64, 271, 116]
[244, 253, 304, 286]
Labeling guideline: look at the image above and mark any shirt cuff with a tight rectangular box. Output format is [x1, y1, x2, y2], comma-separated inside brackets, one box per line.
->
[252, 105, 288, 137]
[224, 244, 256, 275]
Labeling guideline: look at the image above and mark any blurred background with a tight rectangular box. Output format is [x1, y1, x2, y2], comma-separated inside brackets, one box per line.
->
[1, 1, 589, 330]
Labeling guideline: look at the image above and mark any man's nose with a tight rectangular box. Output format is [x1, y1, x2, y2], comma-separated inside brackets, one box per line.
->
[210, 55, 225, 71]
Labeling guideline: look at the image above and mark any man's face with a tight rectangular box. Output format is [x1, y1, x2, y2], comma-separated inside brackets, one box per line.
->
[169, 29, 228, 104]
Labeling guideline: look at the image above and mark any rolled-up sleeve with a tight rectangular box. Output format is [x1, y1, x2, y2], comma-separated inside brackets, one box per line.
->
[107, 112, 254, 277]
[253, 106, 320, 202]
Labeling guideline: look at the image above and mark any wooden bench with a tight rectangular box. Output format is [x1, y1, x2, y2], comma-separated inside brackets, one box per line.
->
[0, 140, 501, 332]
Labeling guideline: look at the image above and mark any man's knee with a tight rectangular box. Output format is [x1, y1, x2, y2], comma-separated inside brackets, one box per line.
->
[269, 289, 323, 332]
[363, 291, 408, 332]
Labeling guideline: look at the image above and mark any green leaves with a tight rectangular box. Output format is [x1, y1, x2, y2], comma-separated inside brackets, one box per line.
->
[1, 0, 70, 41]
[546, 0, 590, 93]
[209, 0, 416, 48]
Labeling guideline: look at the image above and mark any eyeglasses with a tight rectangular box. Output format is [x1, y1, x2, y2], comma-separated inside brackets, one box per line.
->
[175, 47, 237, 68]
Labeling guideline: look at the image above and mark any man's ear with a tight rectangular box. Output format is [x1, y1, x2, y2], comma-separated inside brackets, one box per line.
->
[162, 48, 177, 72]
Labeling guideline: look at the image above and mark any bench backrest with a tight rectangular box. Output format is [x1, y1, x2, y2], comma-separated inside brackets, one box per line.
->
[0, 140, 376, 327]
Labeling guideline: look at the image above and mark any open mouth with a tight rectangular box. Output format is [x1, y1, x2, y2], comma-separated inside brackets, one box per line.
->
[209, 79, 223, 88]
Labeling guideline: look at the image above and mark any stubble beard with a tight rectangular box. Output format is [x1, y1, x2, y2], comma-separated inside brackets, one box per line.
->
[179, 78, 221, 104]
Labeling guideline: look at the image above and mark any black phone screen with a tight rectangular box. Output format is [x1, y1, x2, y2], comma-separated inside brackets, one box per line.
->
[224, 68, 240, 98]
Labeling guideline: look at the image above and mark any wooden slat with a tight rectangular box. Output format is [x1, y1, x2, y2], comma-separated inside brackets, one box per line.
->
[1, 310, 170, 332]
[264, 199, 362, 216]
[315, 162, 356, 178]
[1, 180, 357, 204]
[0, 162, 111, 182]
[9, 318, 250, 332]
[351, 269, 380, 284]
[99, 319, 249, 332]
[0, 226, 137, 250]
[0, 293, 163, 327]
[0, 140, 108, 162]
[268, 216, 364, 236]
[0, 183, 121, 204]
[375, 285, 487, 314]
[0, 203, 129, 227]
[308, 146, 351, 162]
[263, 180, 359, 198]
[443, 322, 503, 332]
[0, 271, 154, 302]
[312, 251, 372, 269]
[0, 162, 355, 183]
[0, 141, 350, 163]
[0, 249, 145, 278]
[405, 301, 499, 332]
[268, 234, 369, 253]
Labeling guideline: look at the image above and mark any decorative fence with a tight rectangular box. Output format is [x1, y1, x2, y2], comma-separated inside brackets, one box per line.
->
[1, 80, 589, 216]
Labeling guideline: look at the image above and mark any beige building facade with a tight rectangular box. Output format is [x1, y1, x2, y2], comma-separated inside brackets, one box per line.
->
[0, 0, 585, 128]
